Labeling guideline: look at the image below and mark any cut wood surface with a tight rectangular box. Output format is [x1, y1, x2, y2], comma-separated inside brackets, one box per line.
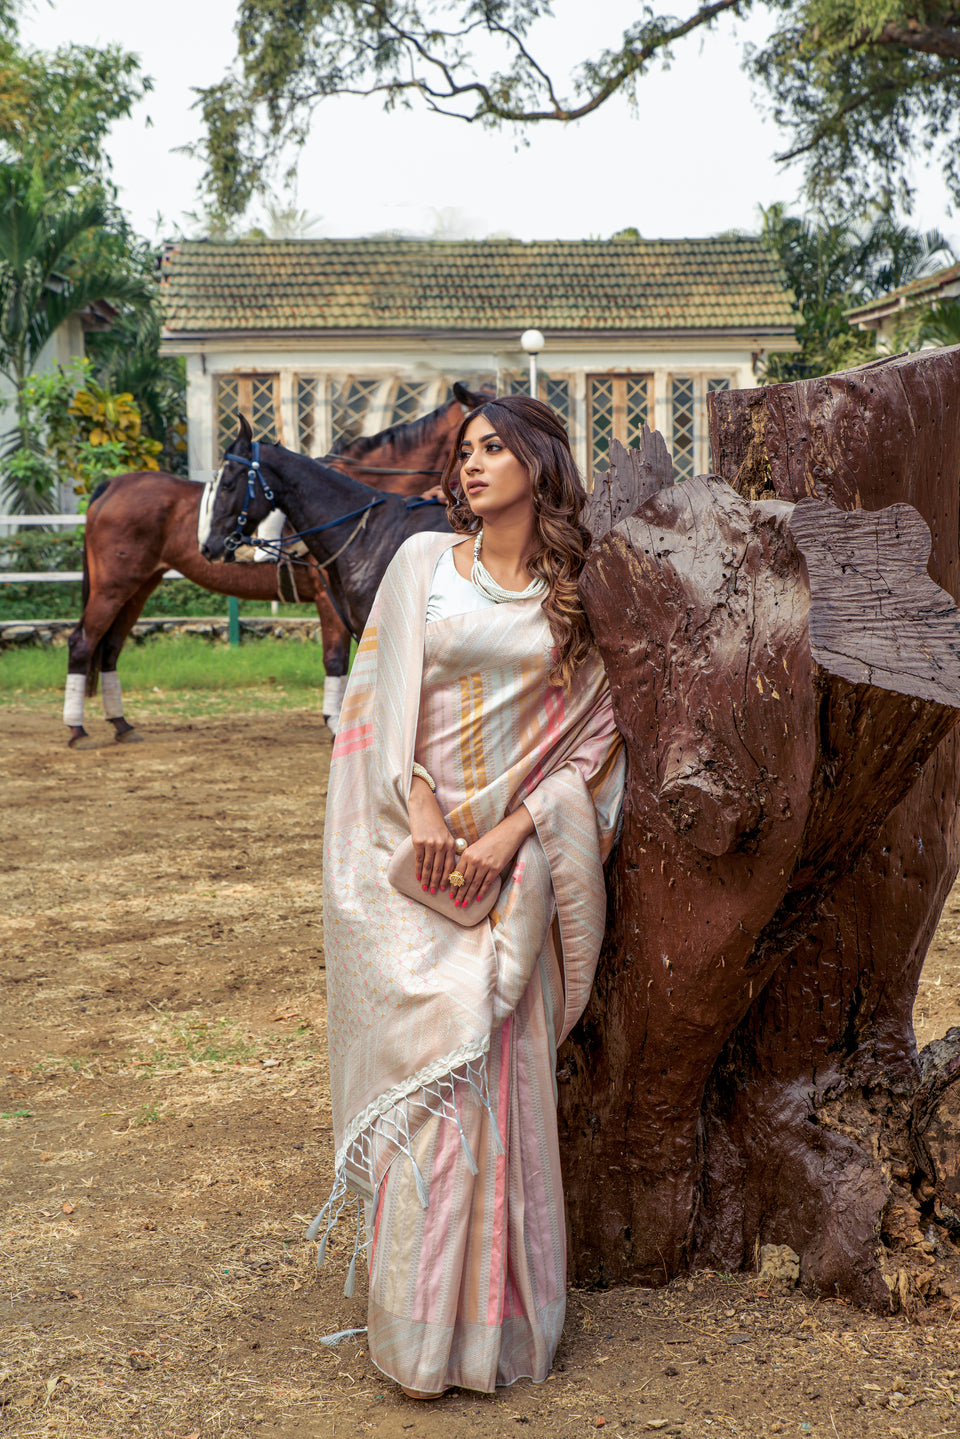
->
[560, 346, 960, 1310]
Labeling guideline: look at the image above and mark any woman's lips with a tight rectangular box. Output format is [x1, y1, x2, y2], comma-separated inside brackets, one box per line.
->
[465, 482, 488, 495]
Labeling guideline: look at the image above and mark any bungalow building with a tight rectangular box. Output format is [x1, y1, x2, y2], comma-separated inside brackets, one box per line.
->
[159, 236, 797, 483]
[847, 261, 960, 350]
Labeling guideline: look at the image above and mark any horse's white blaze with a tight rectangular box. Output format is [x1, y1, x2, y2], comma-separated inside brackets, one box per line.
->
[196, 466, 223, 550]
[63, 672, 86, 727]
[101, 671, 123, 719]
[253, 507, 286, 560]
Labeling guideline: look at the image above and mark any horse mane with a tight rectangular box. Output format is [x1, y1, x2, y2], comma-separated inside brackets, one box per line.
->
[329, 399, 451, 461]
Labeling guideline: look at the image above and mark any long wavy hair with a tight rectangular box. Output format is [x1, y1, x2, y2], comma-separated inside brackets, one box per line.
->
[440, 395, 594, 688]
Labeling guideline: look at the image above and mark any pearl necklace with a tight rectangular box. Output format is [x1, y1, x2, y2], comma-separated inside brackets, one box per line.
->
[471, 529, 547, 604]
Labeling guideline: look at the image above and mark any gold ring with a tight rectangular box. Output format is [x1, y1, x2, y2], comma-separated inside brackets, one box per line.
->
[449, 871, 465, 888]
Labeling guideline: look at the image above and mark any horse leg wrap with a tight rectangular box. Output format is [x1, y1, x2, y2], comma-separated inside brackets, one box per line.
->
[101, 671, 124, 719]
[322, 675, 345, 734]
[63, 672, 87, 727]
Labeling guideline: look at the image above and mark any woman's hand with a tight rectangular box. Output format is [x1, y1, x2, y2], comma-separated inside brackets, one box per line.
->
[408, 776, 458, 895]
[451, 806, 536, 910]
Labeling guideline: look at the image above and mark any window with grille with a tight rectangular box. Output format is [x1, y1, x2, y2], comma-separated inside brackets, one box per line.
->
[707, 377, 731, 395]
[670, 377, 696, 481]
[297, 376, 318, 453]
[498, 371, 572, 430]
[390, 380, 432, 428]
[588, 374, 652, 473]
[215, 373, 280, 462]
[329, 376, 383, 447]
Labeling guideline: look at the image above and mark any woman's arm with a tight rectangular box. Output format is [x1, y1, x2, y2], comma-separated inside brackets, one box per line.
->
[408, 777, 536, 908]
[453, 806, 536, 910]
[408, 776, 459, 895]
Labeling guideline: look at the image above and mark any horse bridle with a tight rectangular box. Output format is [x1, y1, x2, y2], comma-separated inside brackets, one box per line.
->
[221, 441, 277, 554]
[219, 443, 443, 559]
[218, 442, 444, 640]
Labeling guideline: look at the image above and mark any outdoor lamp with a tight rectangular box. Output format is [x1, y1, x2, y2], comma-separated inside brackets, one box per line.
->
[520, 329, 545, 398]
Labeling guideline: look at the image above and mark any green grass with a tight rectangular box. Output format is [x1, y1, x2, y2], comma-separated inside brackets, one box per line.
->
[134, 1014, 258, 1074]
[0, 632, 328, 696]
[131, 1102, 163, 1126]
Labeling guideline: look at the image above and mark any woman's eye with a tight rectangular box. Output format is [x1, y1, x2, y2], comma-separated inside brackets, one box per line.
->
[485, 442, 502, 453]
[458, 448, 471, 461]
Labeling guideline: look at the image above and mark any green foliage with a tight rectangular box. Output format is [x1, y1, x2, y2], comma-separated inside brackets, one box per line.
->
[752, 0, 960, 213]
[0, 14, 179, 509]
[0, 7, 150, 191]
[197, 0, 960, 220]
[918, 298, 960, 348]
[68, 377, 162, 485]
[85, 309, 188, 475]
[0, 357, 165, 513]
[0, 522, 84, 573]
[757, 202, 955, 379]
[0, 161, 157, 512]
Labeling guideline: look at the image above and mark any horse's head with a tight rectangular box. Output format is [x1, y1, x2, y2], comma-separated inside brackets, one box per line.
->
[198, 414, 278, 562]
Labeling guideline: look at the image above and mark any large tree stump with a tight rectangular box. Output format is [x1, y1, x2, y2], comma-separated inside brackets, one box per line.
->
[560, 347, 960, 1309]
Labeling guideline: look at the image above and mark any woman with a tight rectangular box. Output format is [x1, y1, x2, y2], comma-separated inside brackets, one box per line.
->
[312, 396, 625, 1397]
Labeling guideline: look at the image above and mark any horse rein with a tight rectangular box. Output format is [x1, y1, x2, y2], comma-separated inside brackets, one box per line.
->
[218, 443, 446, 641]
[219, 444, 442, 563]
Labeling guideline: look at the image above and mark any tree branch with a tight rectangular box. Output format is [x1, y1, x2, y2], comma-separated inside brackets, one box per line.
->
[345, 0, 746, 124]
[773, 65, 945, 164]
[877, 21, 960, 63]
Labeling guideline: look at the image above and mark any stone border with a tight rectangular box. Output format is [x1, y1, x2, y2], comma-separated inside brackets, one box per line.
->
[0, 617, 325, 649]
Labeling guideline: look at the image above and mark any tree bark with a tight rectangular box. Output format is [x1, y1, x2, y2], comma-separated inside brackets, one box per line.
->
[559, 345, 960, 1309]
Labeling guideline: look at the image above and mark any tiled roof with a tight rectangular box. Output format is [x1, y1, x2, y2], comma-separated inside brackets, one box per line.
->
[847, 261, 960, 321]
[160, 237, 795, 336]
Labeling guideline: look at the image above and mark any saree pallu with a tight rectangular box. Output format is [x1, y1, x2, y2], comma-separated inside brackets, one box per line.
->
[315, 532, 625, 1392]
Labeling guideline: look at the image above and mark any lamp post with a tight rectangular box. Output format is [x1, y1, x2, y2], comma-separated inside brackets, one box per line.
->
[520, 329, 545, 399]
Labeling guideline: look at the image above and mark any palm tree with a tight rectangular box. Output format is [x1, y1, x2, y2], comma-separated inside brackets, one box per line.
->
[919, 300, 960, 349]
[758, 204, 955, 381]
[0, 161, 153, 511]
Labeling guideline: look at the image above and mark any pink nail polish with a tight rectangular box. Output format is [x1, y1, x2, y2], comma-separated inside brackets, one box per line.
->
[431, 887, 437, 894]
[422, 885, 428, 892]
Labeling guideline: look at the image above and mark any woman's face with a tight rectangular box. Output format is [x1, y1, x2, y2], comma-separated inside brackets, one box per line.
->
[457, 414, 533, 523]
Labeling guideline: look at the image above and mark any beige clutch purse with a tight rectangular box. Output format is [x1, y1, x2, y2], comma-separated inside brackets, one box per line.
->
[387, 836, 499, 928]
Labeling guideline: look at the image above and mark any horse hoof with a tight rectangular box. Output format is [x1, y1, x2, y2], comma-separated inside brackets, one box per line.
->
[67, 729, 92, 749]
[114, 728, 144, 744]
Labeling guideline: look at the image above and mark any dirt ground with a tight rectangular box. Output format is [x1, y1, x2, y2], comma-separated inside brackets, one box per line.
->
[3, 697, 960, 1439]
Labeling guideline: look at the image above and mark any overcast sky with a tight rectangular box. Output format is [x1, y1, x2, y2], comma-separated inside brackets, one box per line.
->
[20, 0, 960, 249]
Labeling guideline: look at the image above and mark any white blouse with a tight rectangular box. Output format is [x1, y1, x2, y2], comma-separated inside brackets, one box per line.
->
[425, 545, 498, 622]
[425, 544, 546, 622]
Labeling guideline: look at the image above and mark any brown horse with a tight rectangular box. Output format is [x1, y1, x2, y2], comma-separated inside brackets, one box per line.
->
[64, 384, 485, 747]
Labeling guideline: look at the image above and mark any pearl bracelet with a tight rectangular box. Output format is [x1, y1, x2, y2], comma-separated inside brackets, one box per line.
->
[411, 761, 436, 792]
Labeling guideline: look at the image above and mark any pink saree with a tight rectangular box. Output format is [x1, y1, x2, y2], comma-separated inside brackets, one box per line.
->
[313, 532, 624, 1393]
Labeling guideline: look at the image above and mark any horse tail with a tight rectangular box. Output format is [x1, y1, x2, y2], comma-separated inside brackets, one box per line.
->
[82, 479, 113, 699]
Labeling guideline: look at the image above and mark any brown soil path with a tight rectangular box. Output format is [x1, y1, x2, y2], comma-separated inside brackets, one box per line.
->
[2, 701, 959, 1439]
